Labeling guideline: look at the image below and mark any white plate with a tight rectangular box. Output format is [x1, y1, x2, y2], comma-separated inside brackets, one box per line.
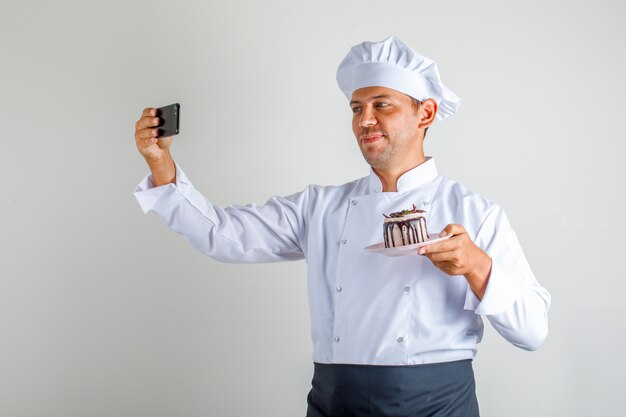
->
[364, 234, 452, 257]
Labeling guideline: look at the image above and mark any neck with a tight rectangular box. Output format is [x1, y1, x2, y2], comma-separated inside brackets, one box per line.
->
[373, 156, 427, 192]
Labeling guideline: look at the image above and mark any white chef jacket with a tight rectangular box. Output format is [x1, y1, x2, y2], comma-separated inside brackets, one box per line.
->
[134, 157, 551, 366]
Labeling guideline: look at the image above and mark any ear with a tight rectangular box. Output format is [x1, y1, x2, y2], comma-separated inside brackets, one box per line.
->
[418, 99, 438, 129]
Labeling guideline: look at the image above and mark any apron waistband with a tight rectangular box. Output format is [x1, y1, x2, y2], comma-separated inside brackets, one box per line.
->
[306, 359, 479, 417]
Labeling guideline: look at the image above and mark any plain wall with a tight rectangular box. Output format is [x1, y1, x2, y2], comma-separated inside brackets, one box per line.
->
[1, 0, 625, 416]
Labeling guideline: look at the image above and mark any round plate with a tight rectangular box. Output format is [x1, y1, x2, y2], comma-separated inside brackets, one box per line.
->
[364, 234, 452, 257]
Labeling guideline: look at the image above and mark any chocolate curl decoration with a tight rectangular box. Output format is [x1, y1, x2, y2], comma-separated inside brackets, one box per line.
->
[383, 203, 426, 218]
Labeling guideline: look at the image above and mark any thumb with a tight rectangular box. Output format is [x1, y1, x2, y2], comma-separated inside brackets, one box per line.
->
[439, 224, 455, 238]
[439, 224, 465, 238]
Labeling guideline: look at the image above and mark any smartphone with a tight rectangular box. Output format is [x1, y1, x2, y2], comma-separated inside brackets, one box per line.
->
[155, 103, 180, 138]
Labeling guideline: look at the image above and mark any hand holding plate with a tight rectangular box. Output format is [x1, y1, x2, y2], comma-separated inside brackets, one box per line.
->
[418, 224, 492, 299]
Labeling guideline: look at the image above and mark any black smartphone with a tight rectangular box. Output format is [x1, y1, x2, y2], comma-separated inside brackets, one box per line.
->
[155, 103, 180, 138]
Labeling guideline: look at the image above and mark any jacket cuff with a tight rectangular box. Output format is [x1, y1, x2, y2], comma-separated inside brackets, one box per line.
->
[133, 163, 191, 214]
[464, 260, 522, 315]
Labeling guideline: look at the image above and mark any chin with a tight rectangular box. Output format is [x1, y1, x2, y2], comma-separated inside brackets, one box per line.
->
[362, 156, 384, 168]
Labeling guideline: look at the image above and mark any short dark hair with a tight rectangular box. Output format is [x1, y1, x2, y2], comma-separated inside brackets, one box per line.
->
[409, 96, 429, 140]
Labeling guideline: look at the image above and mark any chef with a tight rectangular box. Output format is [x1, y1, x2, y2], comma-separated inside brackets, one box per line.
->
[133, 36, 551, 417]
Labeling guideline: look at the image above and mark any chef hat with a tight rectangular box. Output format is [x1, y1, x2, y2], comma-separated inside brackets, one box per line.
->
[336, 36, 462, 121]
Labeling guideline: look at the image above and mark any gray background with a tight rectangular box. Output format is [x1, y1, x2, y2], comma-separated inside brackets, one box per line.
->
[1, 0, 625, 416]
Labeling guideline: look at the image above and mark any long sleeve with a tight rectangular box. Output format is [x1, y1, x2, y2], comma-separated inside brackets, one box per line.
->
[133, 163, 309, 263]
[463, 205, 551, 351]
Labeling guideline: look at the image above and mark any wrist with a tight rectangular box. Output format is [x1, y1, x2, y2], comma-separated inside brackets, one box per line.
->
[464, 254, 492, 300]
[146, 150, 176, 186]
[145, 148, 171, 167]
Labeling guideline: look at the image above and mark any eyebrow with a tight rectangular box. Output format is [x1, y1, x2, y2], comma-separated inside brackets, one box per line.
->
[349, 94, 395, 106]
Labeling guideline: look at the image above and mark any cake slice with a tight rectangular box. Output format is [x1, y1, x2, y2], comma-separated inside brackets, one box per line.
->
[383, 204, 428, 248]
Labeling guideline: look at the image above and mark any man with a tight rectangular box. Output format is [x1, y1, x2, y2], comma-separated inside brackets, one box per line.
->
[133, 36, 551, 416]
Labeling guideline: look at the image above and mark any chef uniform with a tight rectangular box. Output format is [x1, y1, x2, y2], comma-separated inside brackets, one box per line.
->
[134, 36, 551, 416]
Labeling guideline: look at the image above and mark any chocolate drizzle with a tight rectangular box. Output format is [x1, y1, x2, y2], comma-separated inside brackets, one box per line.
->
[383, 204, 429, 248]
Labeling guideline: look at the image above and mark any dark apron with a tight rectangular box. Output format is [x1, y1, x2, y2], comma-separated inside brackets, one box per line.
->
[306, 359, 479, 417]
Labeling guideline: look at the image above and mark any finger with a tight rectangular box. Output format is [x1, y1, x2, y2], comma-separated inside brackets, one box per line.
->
[136, 108, 157, 128]
[142, 107, 157, 118]
[431, 259, 447, 269]
[140, 135, 159, 147]
[431, 260, 457, 275]
[418, 239, 457, 255]
[135, 116, 159, 131]
[135, 132, 159, 150]
[136, 115, 160, 130]
[136, 127, 159, 140]
[426, 251, 455, 263]
[439, 224, 466, 238]
[137, 129, 158, 142]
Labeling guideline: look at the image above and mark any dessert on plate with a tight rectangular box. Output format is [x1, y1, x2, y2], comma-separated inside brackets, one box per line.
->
[383, 204, 428, 248]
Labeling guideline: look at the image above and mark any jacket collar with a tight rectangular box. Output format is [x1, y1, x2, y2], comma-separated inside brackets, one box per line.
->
[368, 156, 439, 194]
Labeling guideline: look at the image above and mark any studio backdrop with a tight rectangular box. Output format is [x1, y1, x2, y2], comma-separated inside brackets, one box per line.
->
[1, 0, 625, 416]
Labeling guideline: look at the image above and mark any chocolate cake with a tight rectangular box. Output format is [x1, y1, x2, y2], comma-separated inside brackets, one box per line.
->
[383, 204, 428, 248]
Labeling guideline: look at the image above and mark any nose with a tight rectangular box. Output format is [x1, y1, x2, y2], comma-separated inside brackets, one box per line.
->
[359, 106, 377, 128]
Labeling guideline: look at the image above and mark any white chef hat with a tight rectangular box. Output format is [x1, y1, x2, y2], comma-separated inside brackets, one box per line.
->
[336, 36, 462, 121]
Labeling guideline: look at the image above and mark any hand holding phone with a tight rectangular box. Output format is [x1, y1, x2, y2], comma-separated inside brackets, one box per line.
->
[134, 105, 179, 164]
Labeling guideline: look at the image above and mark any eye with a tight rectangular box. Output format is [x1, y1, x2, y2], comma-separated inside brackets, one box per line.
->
[376, 102, 390, 108]
[351, 106, 362, 113]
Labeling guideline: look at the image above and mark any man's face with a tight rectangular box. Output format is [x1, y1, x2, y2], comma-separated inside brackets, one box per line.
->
[350, 86, 423, 171]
